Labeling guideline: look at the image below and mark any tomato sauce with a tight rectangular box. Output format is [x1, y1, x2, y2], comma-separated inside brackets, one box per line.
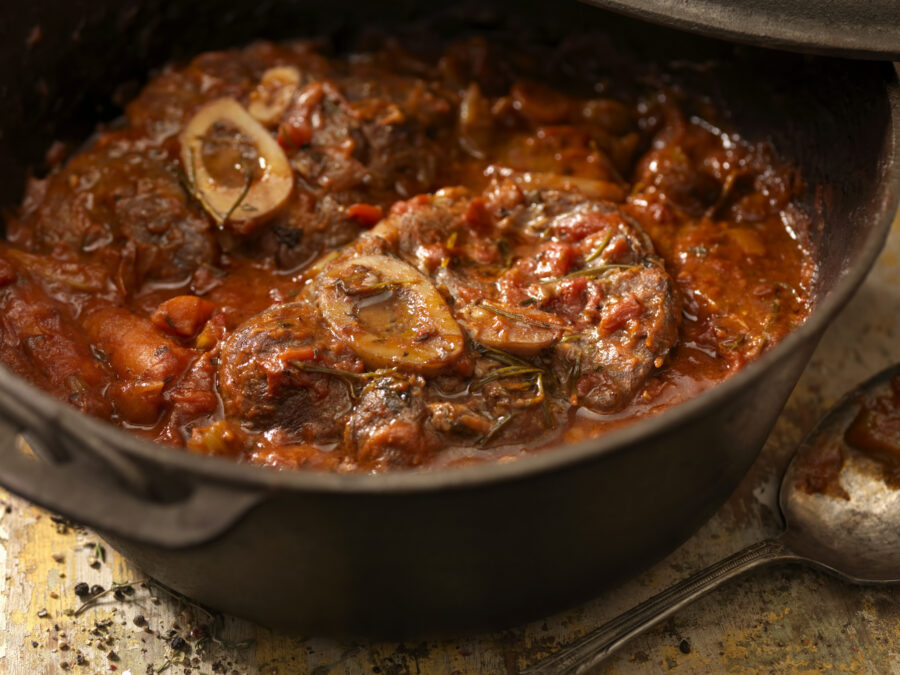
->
[0, 35, 816, 472]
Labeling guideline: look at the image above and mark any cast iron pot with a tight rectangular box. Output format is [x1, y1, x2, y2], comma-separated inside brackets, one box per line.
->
[0, 0, 897, 637]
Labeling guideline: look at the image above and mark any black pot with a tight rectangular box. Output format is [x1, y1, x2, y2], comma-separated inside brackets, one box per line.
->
[0, 0, 897, 637]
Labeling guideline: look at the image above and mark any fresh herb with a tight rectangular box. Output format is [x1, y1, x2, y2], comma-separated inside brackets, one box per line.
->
[290, 361, 401, 399]
[543, 263, 640, 284]
[583, 230, 613, 263]
[567, 359, 582, 397]
[478, 411, 519, 447]
[470, 340, 532, 369]
[219, 168, 254, 224]
[477, 301, 562, 330]
[474, 365, 543, 390]
[74, 578, 147, 616]
[497, 239, 514, 267]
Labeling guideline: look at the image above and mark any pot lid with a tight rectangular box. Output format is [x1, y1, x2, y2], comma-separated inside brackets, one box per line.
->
[580, 0, 900, 60]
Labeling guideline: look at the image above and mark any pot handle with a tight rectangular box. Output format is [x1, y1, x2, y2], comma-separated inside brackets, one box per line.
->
[0, 412, 263, 549]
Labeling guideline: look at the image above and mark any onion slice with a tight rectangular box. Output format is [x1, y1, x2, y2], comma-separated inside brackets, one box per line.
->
[180, 97, 293, 233]
[316, 254, 464, 374]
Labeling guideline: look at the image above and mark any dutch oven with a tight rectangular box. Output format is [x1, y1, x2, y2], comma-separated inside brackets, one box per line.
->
[0, 0, 897, 637]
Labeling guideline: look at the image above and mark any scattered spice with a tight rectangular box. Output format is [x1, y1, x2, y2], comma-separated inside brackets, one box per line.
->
[171, 636, 188, 651]
[679, 639, 692, 654]
[90, 584, 105, 596]
[133, 615, 147, 627]
[74, 582, 90, 596]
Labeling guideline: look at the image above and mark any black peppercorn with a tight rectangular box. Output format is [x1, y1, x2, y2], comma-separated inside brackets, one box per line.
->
[73, 582, 90, 596]
[90, 584, 104, 596]
[170, 636, 187, 651]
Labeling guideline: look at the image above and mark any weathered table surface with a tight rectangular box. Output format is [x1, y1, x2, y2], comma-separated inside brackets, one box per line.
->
[2, 207, 900, 674]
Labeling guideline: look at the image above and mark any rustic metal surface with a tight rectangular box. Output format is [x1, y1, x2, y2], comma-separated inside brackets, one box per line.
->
[2, 207, 900, 672]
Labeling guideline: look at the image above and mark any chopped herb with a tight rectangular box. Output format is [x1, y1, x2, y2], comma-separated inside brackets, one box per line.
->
[290, 361, 368, 382]
[478, 411, 519, 447]
[470, 340, 532, 368]
[474, 365, 543, 390]
[544, 263, 641, 284]
[219, 168, 254, 224]
[583, 230, 613, 263]
[567, 359, 582, 397]
[497, 239, 514, 267]
[74, 578, 147, 616]
[478, 301, 563, 330]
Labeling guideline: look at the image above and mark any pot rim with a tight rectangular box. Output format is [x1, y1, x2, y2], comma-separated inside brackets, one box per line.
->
[2, 63, 898, 498]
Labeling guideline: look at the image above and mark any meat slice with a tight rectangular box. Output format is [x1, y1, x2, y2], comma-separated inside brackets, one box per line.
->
[217, 301, 360, 445]
[335, 178, 680, 411]
[20, 137, 217, 292]
[345, 373, 440, 470]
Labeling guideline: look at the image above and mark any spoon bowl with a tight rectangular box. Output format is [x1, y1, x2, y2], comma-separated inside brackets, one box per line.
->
[782, 362, 900, 584]
[525, 362, 900, 674]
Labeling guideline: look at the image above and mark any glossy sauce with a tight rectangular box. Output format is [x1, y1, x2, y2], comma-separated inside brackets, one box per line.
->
[0, 35, 816, 472]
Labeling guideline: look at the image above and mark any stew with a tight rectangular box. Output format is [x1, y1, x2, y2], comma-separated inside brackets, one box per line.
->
[0, 33, 816, 472]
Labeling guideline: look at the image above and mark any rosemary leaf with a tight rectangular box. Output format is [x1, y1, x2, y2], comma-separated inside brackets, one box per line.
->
[584, 229, 614, 263]
[470, 340, 532, 368]
[478, 411, 519, 447]
[474, 365, 543, 390]
[478, 301, 562, 330]
[220, 168, 254, 224]
[543, 263, 640, 284]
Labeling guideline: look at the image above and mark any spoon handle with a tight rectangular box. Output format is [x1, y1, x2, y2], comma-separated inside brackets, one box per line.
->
[521, 537, 795, 674]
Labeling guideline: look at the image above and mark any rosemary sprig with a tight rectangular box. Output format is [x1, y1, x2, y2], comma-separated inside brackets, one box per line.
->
[583, 230, 613, 264]
[478, 301, 562, 330]
[477, 411, 519, 447]
[469, 340, 532, 369]
[558, 332, 586, 344]
[567, 359, 582, 397]
[543, 263, 640, 284]
[290, 361, 368, 381]
[74, 578, 148, 616]
[219, 168, 253, 224]
[187, 147, 254, 227]
[289, 361, 401, 399]
[473, 364, 543, 390]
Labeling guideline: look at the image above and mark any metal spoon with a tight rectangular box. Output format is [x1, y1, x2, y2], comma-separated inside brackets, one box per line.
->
[523, 363, 900, 675]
